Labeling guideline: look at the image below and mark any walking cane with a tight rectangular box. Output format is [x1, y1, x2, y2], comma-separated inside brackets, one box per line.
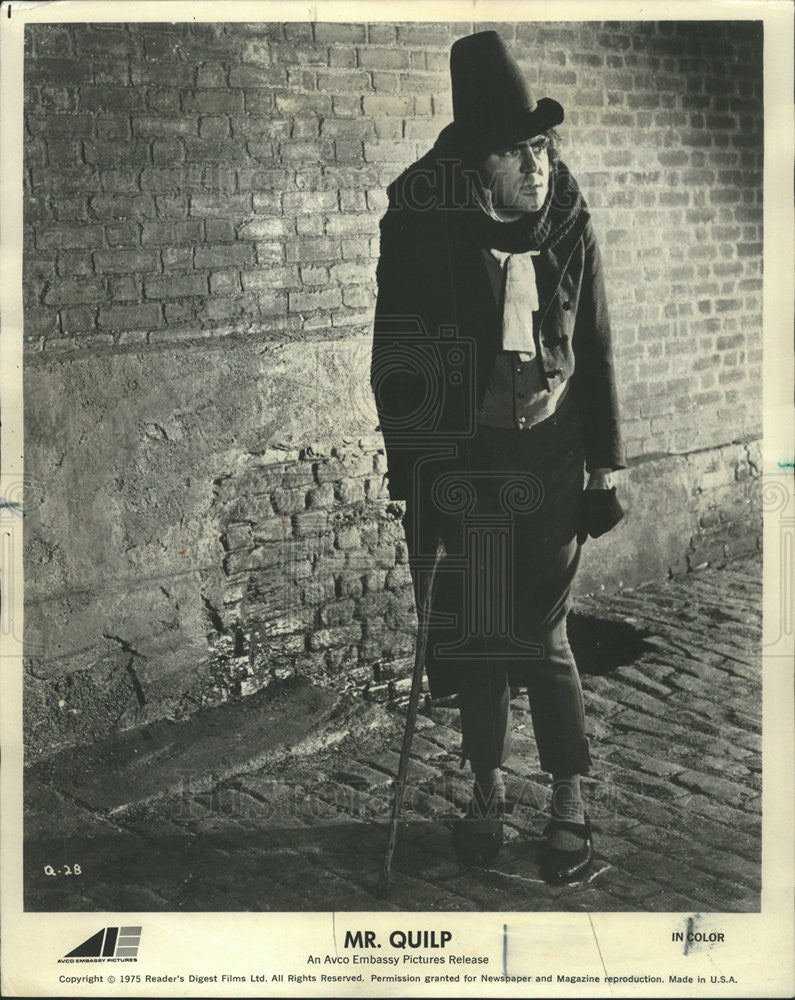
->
[377, 539, 444, 898]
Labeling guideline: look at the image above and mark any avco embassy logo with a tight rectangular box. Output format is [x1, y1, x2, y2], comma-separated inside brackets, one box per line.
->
[59, 927, 142, 963]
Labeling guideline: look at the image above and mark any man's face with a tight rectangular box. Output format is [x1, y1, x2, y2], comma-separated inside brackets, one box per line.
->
[481, 134, 550, 214]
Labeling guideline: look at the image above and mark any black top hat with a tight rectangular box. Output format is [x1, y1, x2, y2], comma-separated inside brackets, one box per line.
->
[445, 30, 564, 155]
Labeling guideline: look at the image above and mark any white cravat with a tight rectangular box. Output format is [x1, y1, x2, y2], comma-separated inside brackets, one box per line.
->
[489, 248, 540, 355]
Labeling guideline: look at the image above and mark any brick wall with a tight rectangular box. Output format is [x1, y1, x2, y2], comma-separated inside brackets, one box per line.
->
[23, 20, 763, 758]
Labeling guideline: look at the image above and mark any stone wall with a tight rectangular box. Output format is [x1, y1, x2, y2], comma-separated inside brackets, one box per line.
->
[23, 20, 763, 759]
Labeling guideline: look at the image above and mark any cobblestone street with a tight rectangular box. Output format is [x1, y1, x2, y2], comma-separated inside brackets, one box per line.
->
[25, 554, 762, 913]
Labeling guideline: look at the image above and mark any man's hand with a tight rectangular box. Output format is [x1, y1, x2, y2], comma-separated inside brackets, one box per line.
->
[576, 469, 624, 545]
[586, 467, 614, 490]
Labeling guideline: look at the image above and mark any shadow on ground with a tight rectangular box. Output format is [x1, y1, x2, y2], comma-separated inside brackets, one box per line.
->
[568, 612, 654, 676]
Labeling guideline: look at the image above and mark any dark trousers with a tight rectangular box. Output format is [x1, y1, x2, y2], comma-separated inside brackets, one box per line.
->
[457, 611, 591, 777]
[405, 391, 591, 777]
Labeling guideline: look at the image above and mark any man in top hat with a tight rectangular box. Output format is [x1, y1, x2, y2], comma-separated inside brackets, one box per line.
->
[371, 30, 626, 883]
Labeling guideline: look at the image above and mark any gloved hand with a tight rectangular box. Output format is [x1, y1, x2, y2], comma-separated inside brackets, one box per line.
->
[576, 486, 624, 545]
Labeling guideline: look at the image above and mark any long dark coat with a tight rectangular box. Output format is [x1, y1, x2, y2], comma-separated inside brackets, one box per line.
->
[371, 146, 626, 696]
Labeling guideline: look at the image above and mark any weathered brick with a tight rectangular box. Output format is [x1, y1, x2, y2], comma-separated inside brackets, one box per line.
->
[223, 547, 278, 575]
[325, 214, 379, 236]
[275, 94, 332, 116]
[57, 307, 96, 334]
[195, 64, 228, 88]
[329, 96, 361, 118]
[36, 86, 80, 114]
[285, 239, 341, 263]
[320, 599, 357, 627]
[132, 115, 198, 138]
[321, 165, 380, 190]
[198, 116, 231, 140]
[164, 300, 199, 327]
[55, 252, 94, 278]
[329, 48, 357, 69]
[43, 139, 82, 167]
[341, 238, 372, 260]
[43, 278, 105, 306]
[358, 48, 411, 70]
[238, 218, 294, 239]
[98, 302, 162, 330]
[182, 89, 245, 114]
[95, 168, 142, 195]
[181, 140, 245, 168]
[316, 71, 372, 94]
[251, 291, 287, 316]
[342, 286, 375, 309]
[36, 224, 105, 250]
[141, 221, 202, 245]
[289, 289, 342, 312]
[162, 247, 194, 270]
[144, 273, 207, 299]
[202, 220, 234, 243]
[31, 27, 75, 58]
[306, 484, 335, 508]
[24, 257, 57, 286]
[337, 478, 366, 504]
[315, 23, 367, 44]
[71, 25, 139, 57]
[298, 265, 330, 287]
[293, 510, 329, 537]
[309, 624, 362, 651]
[395, 24, 452, 46]
[335, 525, 361, 551]
[137, 167, 187, 193]
[90, 194, 155, 219]
[79, 86, 144, 112]
[228, 65, 289, 88]
[24, 307, 60, 339]
[108, 221, 145, 247]
[362, 95, 412, 117]
[363, 140, 409, 163]
[255, 242, 286, 264]
[365, 24, 395, 45]
[282, 191, 339, 215]
[27, 57, 93, 86]
[206, 270, 237, 295]
[400, 119, 437, 141]
[333, 139, 365, 163]
[141, 82, 191, 110]
[241, 267, 301, 291]
[197, 298, 235, 322]
[189, 194, 251, 218]
[107, 275, 141, 301]
[94, 249, 159, 274]
[278, 140, 335, 163]
[338, 192, 367, 215]
[194, 244, 253, 269]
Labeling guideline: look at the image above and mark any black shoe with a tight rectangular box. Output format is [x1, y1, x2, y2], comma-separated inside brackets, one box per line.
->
[451, 800, 504, 867]
[538, 814, 593, 884]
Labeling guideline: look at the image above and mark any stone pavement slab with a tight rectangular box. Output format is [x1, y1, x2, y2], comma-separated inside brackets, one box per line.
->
[26, 681, 340, 818]
[25, 555, 762, 912]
